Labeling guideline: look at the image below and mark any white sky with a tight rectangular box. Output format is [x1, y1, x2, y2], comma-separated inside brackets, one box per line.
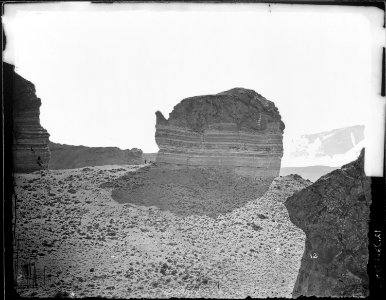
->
[3, 3, 385, 175]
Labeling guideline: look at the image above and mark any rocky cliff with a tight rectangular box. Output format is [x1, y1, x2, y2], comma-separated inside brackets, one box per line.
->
[285, 149, 371, 297]
[155, 88, 285, 178]
[6, 63, 51, 173]
[49, 142, 143, 169]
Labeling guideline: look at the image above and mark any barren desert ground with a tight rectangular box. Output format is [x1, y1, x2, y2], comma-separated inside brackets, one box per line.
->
[13, 164, 310, 298]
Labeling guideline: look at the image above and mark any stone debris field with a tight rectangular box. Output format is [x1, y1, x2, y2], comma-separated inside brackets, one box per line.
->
[13, 164, 311, 298]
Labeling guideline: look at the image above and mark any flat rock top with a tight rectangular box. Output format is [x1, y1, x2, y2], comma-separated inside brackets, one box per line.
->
[49, 142, 142, 154]
[156, 88, 285, 133]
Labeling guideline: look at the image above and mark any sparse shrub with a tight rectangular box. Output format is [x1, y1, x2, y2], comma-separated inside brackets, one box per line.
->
[249, 223, 263, 231]
[68, 188, 77, 194]
[257, 214, 268, 219]
[53, 291, 70, 298]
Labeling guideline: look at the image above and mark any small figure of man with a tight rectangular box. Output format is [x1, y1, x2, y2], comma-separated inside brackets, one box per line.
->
[37, 156, 43, 168]
[145, 159, 147, 164]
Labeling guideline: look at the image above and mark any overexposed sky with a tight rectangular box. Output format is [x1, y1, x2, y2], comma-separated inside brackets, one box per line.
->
[3, 2, 385, 174]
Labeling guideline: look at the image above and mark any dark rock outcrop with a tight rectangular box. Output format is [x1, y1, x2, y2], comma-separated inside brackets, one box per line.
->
[155, 88, 285, 179]
[49, 142, 143, 169]
[6, 63, 51, 173]
[285, 149, 371, 297]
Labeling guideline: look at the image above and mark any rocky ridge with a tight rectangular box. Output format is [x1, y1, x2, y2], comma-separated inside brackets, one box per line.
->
[155, 88, 284, 179]
[49, 142, 143, 169]
[285, 149, 371, 297]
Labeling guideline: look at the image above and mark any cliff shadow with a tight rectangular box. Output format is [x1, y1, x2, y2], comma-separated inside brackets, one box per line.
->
[100, 164, 274, 218]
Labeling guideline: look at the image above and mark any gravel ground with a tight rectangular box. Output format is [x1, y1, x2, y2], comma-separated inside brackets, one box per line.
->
[12, 165, 311, 298]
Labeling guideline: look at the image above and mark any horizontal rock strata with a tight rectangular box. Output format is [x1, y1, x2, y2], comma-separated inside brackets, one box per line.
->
[6, 63, 51, 173]
[285, 149, 371, 297]
[155, 88, 284, 178]
[49, 142, 143, 169]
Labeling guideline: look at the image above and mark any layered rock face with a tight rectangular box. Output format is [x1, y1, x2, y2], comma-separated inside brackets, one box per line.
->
[155, 88, 285, 178]
[49, 142, 143, 169]
[285, 149, 371, 297]
[6, 63, 51, 173]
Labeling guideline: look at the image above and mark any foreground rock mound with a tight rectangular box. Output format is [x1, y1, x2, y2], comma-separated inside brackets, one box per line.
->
[49, 142, 143, 169]
[5, 63, 51, 173]
[285, 149, 371, 297]
[101, 165, 274, 218]
[155, 88, 284, 179]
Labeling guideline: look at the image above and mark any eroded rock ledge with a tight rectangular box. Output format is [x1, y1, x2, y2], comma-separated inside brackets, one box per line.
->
[285, 149, 371, 297]
[6, 63, 51, 173]
[155, 88, 285, 179]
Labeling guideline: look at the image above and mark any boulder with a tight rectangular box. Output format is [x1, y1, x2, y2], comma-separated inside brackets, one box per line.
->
[155, 88, 285, 179]
[49, 142, 143, 169]
[5, 63, 51, 173]
[285, 149, 371, 297]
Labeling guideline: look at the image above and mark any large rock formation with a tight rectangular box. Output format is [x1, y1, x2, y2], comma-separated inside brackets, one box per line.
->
[285, 149, 371, 297]
[6, 63, 51, 173]
[49, 142, 143, 169]
[155, 88, 285, 179]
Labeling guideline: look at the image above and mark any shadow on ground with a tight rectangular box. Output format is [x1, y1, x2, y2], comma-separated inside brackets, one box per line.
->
[100, 164, 274, 218]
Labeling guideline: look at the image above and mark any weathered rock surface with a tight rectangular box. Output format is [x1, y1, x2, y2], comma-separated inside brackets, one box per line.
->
[6, 63, 51, 173]
[285, 149, 371, 298]
[155, 88, 284, 179]
[49, 142, 143, 169]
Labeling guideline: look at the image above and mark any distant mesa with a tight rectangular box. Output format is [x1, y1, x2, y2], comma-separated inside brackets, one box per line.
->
[299, 125, 365, 157]
[49, 142, 143, 170]
[282, 125, 365, 168]
[285, 149, 371, 297]
[155, 88, 285, 179]
[4, 63, 51, 173]
[280, 165, 340, 182]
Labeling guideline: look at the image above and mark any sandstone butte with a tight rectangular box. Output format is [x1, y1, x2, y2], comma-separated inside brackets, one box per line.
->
[285, 149, 371, 298]
[155, 88, 285, 179]
[5, 63, 51, 173]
